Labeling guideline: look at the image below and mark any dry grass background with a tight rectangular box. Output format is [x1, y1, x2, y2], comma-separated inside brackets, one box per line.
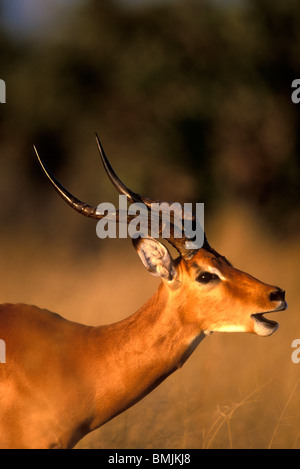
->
[0, 202, 299, 449]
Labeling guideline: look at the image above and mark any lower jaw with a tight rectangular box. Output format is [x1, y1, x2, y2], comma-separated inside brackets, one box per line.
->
[251, 314, 279, 337]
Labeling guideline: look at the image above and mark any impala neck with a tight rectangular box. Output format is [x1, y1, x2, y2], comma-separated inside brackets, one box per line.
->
[87, 283, 207, 431]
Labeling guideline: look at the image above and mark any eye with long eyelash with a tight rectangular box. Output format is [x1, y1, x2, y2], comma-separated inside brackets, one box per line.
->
[196, 272, 220, 284]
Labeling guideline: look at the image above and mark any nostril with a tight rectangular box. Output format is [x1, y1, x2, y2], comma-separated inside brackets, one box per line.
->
[270, 289, 285, 302]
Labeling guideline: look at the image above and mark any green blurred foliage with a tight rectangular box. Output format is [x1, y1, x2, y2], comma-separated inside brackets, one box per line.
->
[0, 0, 299, 240]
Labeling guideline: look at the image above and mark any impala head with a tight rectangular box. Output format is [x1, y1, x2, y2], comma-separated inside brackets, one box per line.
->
[34, 135, 287, 337]
[133, 237, 286, 337]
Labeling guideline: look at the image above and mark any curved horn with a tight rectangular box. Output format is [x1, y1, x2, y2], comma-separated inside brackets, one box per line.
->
[95, 133, 163, 209]
[34, 137, 211, 258]
[96, 134, 211, 256]
[34, 145, 136, 224]
[34, 146, 100, 219]
[95, 134, 142, 204]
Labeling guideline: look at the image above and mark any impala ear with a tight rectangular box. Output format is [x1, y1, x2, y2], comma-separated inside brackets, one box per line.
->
[132, 237, 176, 281]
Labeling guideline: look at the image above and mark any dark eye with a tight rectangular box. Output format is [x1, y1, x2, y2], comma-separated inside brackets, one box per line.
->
[196, 272, 219, 284]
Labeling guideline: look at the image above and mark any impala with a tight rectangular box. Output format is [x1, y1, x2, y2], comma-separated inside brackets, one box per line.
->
[0, 135, 287, 449]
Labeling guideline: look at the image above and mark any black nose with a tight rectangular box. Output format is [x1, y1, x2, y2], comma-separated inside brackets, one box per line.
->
[270, 288, 285, 302]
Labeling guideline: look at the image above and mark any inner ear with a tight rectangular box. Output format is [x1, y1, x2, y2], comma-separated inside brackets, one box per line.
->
[132, 237, 176, 281]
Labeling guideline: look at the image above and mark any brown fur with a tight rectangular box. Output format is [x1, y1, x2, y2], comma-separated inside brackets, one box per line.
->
[0, 247, 286, 448]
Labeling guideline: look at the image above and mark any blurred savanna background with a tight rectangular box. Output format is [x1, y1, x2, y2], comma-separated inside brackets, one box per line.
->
[0, 0, 300, 449]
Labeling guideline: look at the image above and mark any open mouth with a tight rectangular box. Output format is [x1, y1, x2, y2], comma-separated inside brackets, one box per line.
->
[251, 301, 287, 337]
